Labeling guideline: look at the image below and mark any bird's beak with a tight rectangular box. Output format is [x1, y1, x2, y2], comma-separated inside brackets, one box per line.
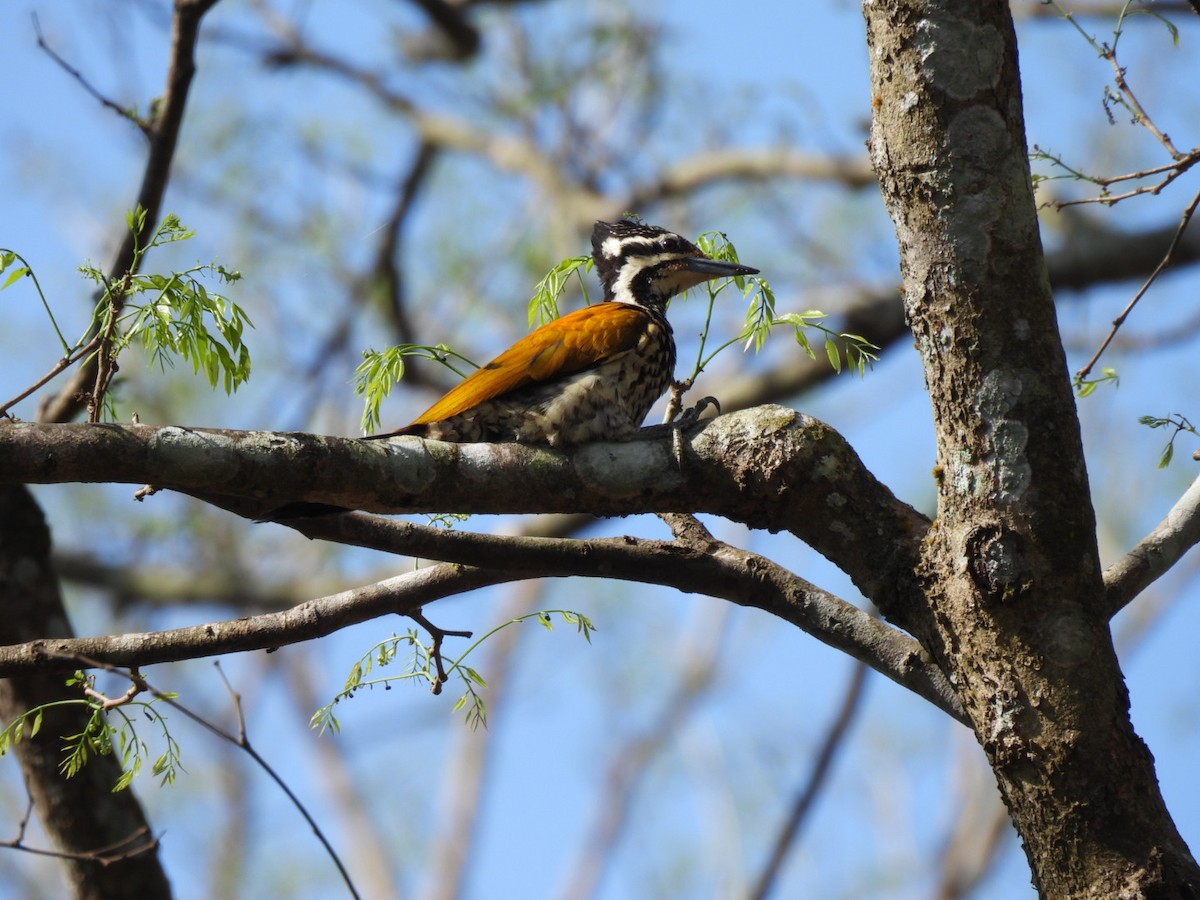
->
[684, 257, 760, 278]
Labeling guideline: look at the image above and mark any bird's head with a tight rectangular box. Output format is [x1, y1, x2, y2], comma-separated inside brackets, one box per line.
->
[591, 219, 759, 309]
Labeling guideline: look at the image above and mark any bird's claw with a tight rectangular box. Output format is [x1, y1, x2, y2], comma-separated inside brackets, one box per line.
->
[675, 395, 721, 427]
[670, 396, 720, 471]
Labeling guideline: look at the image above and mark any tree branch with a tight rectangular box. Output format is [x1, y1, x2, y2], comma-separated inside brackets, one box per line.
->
[0, 408, 931, 607]
[1103, 473, 1200, 618]
[0, 497, 964, 721]
[0, 565, 515, 677]
[39, 0, 221, 424]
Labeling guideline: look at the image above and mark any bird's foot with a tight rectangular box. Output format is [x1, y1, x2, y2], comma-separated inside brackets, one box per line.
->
[674, 395, 721, 427]
[631, 396, 720, 470]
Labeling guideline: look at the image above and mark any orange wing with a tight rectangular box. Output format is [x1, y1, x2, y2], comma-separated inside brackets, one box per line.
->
[411, 302, 650, 425]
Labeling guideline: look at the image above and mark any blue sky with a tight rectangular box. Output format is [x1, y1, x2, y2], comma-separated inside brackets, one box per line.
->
[2, 2, 1200, 898]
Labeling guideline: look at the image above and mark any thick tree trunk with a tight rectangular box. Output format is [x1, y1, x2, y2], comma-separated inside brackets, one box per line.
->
[862, 1, 1200, 896]
[0, 486, 173, 900]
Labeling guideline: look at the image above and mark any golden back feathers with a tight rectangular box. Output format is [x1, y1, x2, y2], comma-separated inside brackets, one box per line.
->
[410, 302, 652, 425]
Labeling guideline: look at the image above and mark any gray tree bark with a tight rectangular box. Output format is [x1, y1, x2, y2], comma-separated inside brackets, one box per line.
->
[863, 0, 1200, 895]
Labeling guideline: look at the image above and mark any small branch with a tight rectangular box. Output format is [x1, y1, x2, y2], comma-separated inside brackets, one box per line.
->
[409, 609, 473, 694]
[88, 283, 125, 423]
[40, 0, 222, 424]
[0, 565, 515, 677]
[1052, 159, 1195, 208]
[2, 822, 159, 866]
[748, 661, 869, 900]
[0, 334, 103, 420]
[1076, 187, 1200, 382]
[33, 14, 153, 138]
[1, 778, 157, 868]
[1081, 154, 1199, 190]
[1103, 473, 1200, 618]
[64, 656, 362, 900]
[1103, 49, 1182, 160]
[82, 675, 143, 710]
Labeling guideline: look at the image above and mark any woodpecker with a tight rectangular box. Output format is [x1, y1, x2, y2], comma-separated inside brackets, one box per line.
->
[365, 220, 759, 447]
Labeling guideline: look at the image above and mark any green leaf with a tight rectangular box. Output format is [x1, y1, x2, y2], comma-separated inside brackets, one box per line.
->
[1158, 442, 1174, 469]
[1126, 8, 1180, 46]
[354, 344, 477, 433]
[1, 265, 29, 291]
[528, 255, 592, 326]
[113, 768, 135, 793]
[825, 340, 842, 373]
[462, 666, 488, 688]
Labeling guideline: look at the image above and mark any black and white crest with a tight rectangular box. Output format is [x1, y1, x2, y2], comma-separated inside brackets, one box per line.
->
[591, 220, 703, 305]
[590, 219, 757, 310]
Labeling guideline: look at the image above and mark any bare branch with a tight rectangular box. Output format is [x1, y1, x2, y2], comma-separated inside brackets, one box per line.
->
[0, 501, 963, 720]
[0, 334, 104, 420]
[0, 409, 931, 609]
[1103, 473, 1200, 618]
[33, 14, 153, 137]
[1076, 187, 1200, 382]
[748, 661, 869, 900]
[408, 609, 473, 694]
[0, 565, 513, 677]
[1102, 43, 1182, 160]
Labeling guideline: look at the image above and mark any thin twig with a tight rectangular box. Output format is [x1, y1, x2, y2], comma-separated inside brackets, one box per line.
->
[0, 334, 103, 419]
[54, 655, 363, 900]
[1, 776, 159, 864]
[82, 676, 142, 710]
[2, 823, 159, 865]
[88, 280, 126, 423]
[1104, 48, 1182, 159]
[409, 609, 473, 694]
[1103, 473, 1200, 617]
[1076, 187, 1200, 381]
[32, 14, 153, 138]
[747, 661, 869, 900]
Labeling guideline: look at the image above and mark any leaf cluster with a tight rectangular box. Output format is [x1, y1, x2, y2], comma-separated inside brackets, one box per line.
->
[354, 344, 478, 434]
[82, 210, 253, 395]
[691, 230, 878, 381]
[0, 671, 183, 792]
[1139, 413, 1197, 468]
[1, 208, 253, 422]
[311, 610, 596, 733]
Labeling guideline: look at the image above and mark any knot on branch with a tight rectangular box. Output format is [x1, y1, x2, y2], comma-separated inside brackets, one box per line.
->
[966, 523, 1033, 604]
